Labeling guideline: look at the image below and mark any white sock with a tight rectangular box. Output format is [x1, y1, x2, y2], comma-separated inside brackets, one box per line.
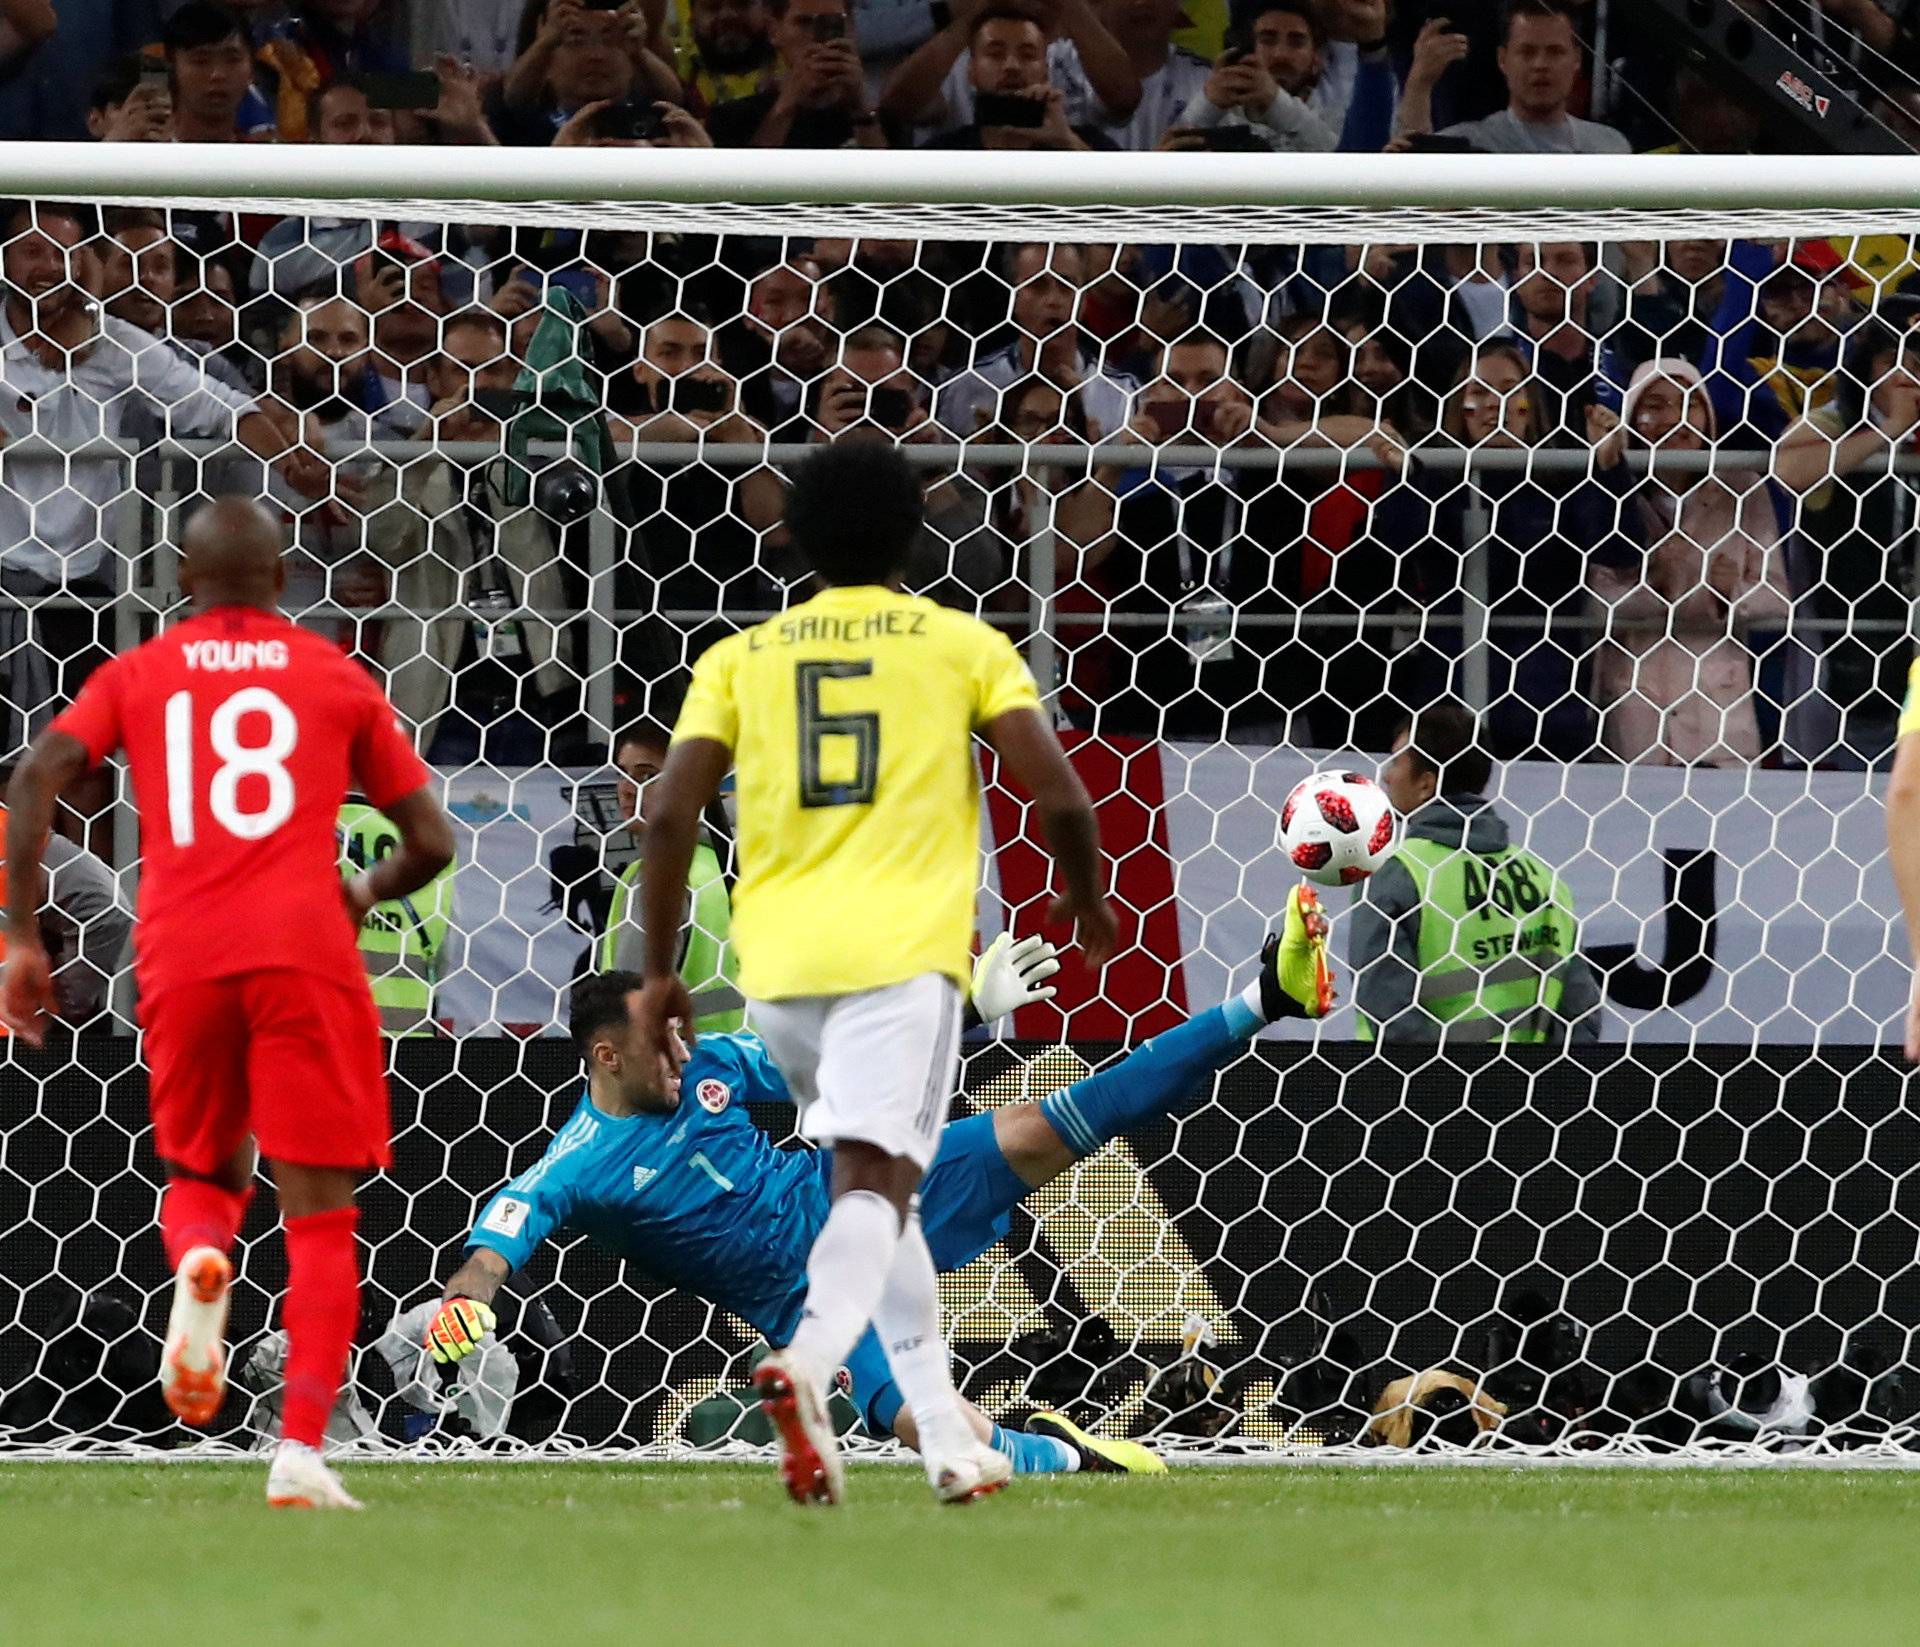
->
[872, 1212, 975, 1468]
[783, 1189, 901, 1392]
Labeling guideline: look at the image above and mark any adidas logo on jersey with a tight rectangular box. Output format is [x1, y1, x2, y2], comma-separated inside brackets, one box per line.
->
[633, 1166, 657, 1193]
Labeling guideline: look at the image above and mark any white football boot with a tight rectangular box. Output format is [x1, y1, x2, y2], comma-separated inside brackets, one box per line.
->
[752, 1351, 845, 1506]
[928, 1441, 1013, 1505]
[159, 1245, 232, 1428]
[265, 1440, 364, 1510]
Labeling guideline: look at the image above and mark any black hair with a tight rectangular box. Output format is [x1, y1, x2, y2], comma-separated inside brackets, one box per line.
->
[1499, 0, 1577, 42]
[90, 53, 151, 113]
[968, 1, 1047, 40]
[613, 717, 674, 756]
[569, 970, 646, 1059]
[0, 199, 97, 240]
[164, 1, 249, 54]
[785, 443, 924, 586]
[1396, 698, 1492, 797]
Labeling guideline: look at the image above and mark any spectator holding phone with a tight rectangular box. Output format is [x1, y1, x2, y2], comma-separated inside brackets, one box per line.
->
[707, 0, 888, 147]
[934, 242, 1137, 440]
[918, 6, 1111, 149]
[496, 0, 682, 146]
[88, 56, 177, 143]
[1173, 4, 1340, 152]
[882, 0, 1139, 137]
[724, 253, 839, 428]
[615, 313, 784, 616]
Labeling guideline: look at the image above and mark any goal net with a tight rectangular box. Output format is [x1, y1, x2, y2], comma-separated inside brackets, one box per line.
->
[6, 149, 1920, 1461]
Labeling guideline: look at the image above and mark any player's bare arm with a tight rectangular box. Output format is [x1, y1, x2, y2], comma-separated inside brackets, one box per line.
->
[634, 735, 732, 1055]
[2, 729, 94, 1045]
[978, 706, 1118, 969]
[1887, 725, 1920, 1060]
[343, 785, 457, 925]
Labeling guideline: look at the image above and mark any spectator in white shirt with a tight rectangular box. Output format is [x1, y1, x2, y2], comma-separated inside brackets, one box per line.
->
[881, 0, 1139, 136]
[1173, 2, 1338, 151]
[1056, 0, 1211, 148]
[0, 201, 329, 736]
[1428, 0, 1629, 154]
[935, 242, 1137, 440]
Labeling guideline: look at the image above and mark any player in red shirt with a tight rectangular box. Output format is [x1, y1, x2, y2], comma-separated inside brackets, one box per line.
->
[1, 497, 454, 1510]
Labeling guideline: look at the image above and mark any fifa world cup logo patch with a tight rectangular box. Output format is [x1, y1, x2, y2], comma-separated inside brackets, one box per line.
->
[696, 1078, 731, 1114]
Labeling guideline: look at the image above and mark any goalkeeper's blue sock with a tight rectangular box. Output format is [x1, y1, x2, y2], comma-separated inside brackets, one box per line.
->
[1038, 1005, 1244, 1157]
[990, 1423, 1079, 1474]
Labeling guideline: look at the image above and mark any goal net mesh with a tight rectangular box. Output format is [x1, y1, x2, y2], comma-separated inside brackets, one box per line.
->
[4, 182, 1919, 1462]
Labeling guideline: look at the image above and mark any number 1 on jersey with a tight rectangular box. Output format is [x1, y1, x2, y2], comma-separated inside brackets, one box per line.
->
[795, 659, 879, 808]
[163, 687, 300, 847]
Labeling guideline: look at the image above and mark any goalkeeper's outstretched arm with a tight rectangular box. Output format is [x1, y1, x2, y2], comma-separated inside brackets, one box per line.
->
[425, 1249, 512, 1365]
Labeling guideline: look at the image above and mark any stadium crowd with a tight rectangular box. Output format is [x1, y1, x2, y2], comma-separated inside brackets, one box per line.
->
[0, 0, 1915, 770]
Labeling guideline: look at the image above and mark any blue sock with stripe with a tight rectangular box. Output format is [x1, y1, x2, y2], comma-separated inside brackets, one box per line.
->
[990, 1423, 1079, 1473]
[1038, 1005, 1247, 1158]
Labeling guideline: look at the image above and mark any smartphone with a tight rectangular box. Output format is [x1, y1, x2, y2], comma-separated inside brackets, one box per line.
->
[1195, 125, 1270, 152]
[671, 375, 731, 415]
[974, 89, 1047, 129]
[867, 385, 913, 430]
[138, 60, 171, 93]
[474, 387, 521, 420]
[1221, 23, 1253, 63]
[594, 99, 669, 142]
[1404, 133, 1478, 154]
[808, 13, 848, 42]
[356, 70, 442, 111]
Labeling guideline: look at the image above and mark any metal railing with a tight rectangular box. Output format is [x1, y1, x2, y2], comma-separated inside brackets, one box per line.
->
[3, 432, 1911, 736]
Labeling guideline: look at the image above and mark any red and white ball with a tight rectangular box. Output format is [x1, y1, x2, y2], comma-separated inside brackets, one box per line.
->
[1279, 770, 1398, 886]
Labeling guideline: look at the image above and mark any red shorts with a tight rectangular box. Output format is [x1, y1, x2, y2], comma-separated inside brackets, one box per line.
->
[142, 969, 391, 1176]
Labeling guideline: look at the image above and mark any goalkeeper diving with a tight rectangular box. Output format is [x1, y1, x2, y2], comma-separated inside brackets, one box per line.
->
[427, 891, 1334, 1475]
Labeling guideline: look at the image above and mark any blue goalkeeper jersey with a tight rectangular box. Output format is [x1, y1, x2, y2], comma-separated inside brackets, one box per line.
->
[467, 1033, 830, 1341]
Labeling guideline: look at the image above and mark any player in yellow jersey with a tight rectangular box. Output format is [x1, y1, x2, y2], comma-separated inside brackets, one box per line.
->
[635, 444, 1117, 1507]
[1889, 660, 1920, 1059]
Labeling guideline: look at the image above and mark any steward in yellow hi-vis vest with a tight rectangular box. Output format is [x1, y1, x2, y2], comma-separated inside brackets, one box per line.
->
[338, 802, 457, 1035]
[1350, 702, 1601, 1046]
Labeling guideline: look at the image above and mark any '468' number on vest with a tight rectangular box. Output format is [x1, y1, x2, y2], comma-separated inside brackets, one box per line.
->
[163, 687, 299, 847]
[1461, 855, 1546, 920]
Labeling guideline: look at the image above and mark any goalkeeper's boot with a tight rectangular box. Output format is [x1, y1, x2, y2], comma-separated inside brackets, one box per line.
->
[1028, 1410, 1168, 1475]
[753, 1351, 844, 1507]
[928, 1440, 1013, 1505]
[1261, 882, 1336, 1020]
[159, 1244, 231, 1428]
[266, 1441, 364, 1511]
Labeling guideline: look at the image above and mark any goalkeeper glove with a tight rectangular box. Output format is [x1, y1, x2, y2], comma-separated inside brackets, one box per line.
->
[425, 1297, 497, 1365]
[969, 932, 1062, 1025]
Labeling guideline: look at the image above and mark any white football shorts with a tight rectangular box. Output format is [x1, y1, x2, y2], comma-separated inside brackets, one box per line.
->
[749, 972, 963, 1169]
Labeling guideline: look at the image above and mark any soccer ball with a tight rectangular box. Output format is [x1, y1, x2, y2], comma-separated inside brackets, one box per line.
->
[1279, 770, 1398, 887]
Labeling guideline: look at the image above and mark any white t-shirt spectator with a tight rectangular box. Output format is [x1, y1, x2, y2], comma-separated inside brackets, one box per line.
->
[0, 311, 258, 582]
[934, 343, 1139, 442]
[416, 0, 524, 75]
[936, 40, 1211, 149]
[1439, 108, 1631, 154]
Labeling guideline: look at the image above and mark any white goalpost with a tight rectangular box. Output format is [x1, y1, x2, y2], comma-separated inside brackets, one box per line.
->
[5, 145, 1920, 1462]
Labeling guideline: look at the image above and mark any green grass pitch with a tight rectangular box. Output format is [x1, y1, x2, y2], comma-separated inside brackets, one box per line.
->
[2, 1460, 1916, 1645]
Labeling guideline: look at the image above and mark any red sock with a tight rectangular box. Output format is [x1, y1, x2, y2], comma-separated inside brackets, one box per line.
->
[279, 1206, 360, 1450]
[160, 1178, 250, 1271]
